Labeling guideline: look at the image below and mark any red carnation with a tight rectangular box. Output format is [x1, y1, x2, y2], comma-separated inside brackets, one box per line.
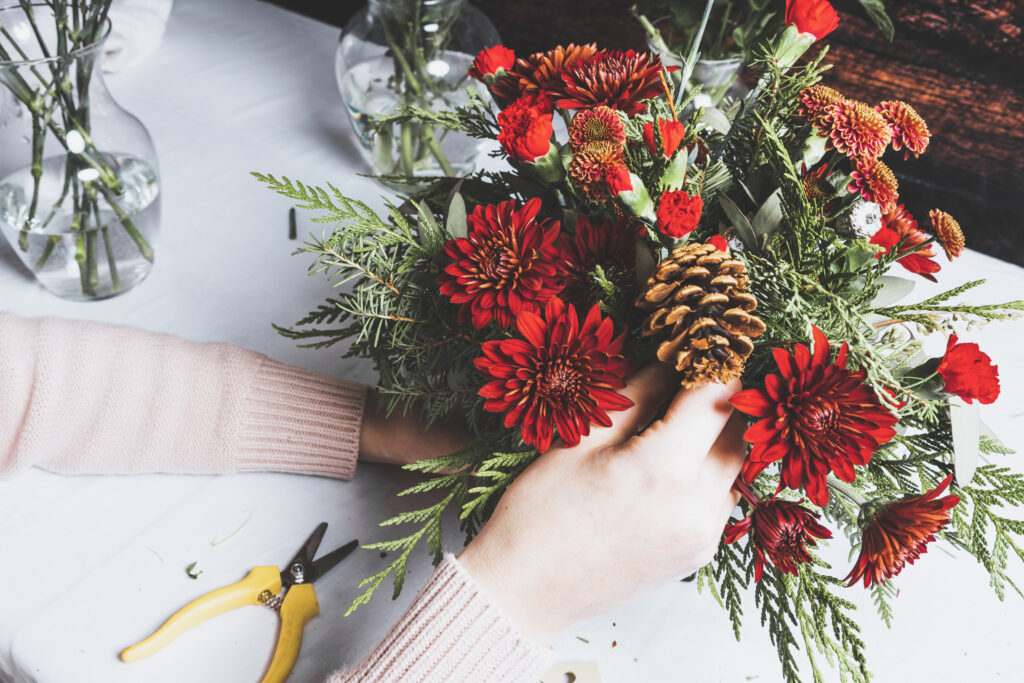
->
[438, 198, 563, 329]
[555, 49, 666, 115]
[642, 118, 686, 158]
[606, 164, 633, 195]
[869, 204, 940, 282]
[725, 497, 832, 582]
[785, 0, 839, 40]
[559, 215, 644, 306]
[656, 190, 703, 238]
[475, 297, 634, 453]
[730, 326, 898, 507]
[845, 475, 959, 587]
[937, 334, 1000, 405]
[707, 234, 729, 252]
[497, 94, 554, 163]
[469, 45, 515, 84]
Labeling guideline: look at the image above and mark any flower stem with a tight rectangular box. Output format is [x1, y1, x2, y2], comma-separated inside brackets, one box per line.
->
[826, 474, 869, 506]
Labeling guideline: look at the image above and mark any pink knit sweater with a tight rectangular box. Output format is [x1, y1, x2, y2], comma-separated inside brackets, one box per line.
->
[0, 313, 552, 682]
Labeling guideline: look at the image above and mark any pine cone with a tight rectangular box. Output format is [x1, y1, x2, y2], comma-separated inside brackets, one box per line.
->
[636, 242, 766, 388]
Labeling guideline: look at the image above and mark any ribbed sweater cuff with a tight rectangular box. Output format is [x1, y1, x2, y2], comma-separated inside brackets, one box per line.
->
[332, 555, 554, 682]
[233, 357, 367, 479]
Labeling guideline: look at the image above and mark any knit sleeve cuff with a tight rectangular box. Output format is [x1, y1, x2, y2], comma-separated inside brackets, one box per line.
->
[335, 555, 554, 682]
[233, 357, 367, 479]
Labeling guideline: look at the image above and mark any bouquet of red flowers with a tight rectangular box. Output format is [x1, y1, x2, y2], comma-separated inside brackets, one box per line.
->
[257, 0, 1023, 678]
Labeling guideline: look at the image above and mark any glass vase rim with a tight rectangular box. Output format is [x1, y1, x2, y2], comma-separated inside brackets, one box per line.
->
[0, 3, 111, 68]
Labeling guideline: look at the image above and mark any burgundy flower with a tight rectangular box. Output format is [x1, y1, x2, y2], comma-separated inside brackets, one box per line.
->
[438, 198, 563, 329]
[725, 497, 833, 581]
[937, 334, 1000, 405]
[559, 215, 643, 306]
[497, 94, 554, 163]
[475, 297, 634, 452]
[555, 49, 666, 115]
[845, 475, 959, 587]
[730, 326, 899, 507]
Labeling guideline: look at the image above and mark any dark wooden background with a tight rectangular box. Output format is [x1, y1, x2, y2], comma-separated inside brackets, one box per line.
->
[278, 0, 1024, 266]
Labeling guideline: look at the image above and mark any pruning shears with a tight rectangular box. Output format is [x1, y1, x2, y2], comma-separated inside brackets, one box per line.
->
[121, 523, 357, 683]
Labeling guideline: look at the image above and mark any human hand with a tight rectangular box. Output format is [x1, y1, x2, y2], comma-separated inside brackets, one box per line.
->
[358, 391, 472, 467]
[457, 365, 744, 645]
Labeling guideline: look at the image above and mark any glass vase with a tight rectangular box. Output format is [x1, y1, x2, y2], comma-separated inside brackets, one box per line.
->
[0, 4, 160, 301]
[336, 0, 500, 187]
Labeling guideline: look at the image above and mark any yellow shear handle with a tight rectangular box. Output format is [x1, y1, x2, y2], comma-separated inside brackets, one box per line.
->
[121, 565, 282, 663]
[260, 583, 320, 683]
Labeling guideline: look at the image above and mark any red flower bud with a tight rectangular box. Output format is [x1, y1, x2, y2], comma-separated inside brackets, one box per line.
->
[655, 190, 703, 238]
[468, 45, 516, 84]
[937, 334, 1000, 405]
[785, 0, 839, 41]
[606, 164, 633, 195]
[642, 118, 686, 158]
[497, 94, 554, 163]
[707, 234, 728, 252]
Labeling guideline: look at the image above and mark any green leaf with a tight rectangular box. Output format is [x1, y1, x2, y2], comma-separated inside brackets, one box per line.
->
[185, 562, 202, 580]
[950, 397, 981, 486]
[718, 193, 758, 250]
[870, 276, 915, 307]
[702, 107, 732, 135]
[751, 188, 784, 238]
[446, 191, 468, 239]
[858, 0, 895, 41]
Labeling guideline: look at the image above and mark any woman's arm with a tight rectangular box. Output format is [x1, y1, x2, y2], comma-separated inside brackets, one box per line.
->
[0, 313, 367, 478]
[328, 367, 744, 682]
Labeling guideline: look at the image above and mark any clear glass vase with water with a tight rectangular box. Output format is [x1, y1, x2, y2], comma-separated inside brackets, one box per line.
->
[0, 3, 160, 301]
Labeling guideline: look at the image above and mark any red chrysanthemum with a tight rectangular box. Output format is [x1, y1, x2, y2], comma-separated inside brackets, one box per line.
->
[937, 334, 1000, 405]
[929, 209, 965, 260]
[468, 45, 516, 84]
[642, 118, 687, 158]
[785, 0, 840, 40]
[725, 497, 833, 581]
[559, 215, 643, 306]
[819, 100, 892, 161]
[848, 158, 899, 212]
[568, 106, 626, 151]
[707, 234, 729, 252]
[475, 297, 634, 453]
[569, 141, 625, 201]
[730, 326, 899, 507]
[556, 49, 666, 115]
[869, 204, 940, 281]
[797, 85, 843, 128]
[845, 475, 959, 587]
[876, 100, 930, 160]
[656, 190, 703, 238]
[438, 198, 563, 329]
[497, 94, 554, 163]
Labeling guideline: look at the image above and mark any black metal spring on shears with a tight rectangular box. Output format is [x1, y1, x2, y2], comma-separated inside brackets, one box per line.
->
[258, 589, 284, 612]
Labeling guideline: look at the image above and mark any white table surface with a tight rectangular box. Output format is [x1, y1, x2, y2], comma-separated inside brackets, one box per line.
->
[0, 1, 1022, 681]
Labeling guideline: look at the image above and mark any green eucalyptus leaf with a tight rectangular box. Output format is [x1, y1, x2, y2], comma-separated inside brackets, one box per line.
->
[950, 397, 981, 486]
[845, 241, 879, 271]
[871, 276, 915, 307]
[445, 191, 468, 239]
[858, 0, 895, 41]
[702, 107, 732, 135]
[751, 188, 784, 238]
[719, 193, 758, 250]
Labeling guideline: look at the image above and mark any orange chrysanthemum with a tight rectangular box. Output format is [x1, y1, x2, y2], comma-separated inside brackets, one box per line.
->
[801, 163, 835, 205]
[798, 85, 843, 128]
[845, 475, 959, 588]
[819, 99, 892, 160]
[876, 100, 930, 160]
[492, 43, 600, 102]
[569, 141, 625, 201]
[929, 209, 965, 260]
[555, 49, 666, 115]
[568, 106, 626, 151]
[848, 158, 899, 211]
